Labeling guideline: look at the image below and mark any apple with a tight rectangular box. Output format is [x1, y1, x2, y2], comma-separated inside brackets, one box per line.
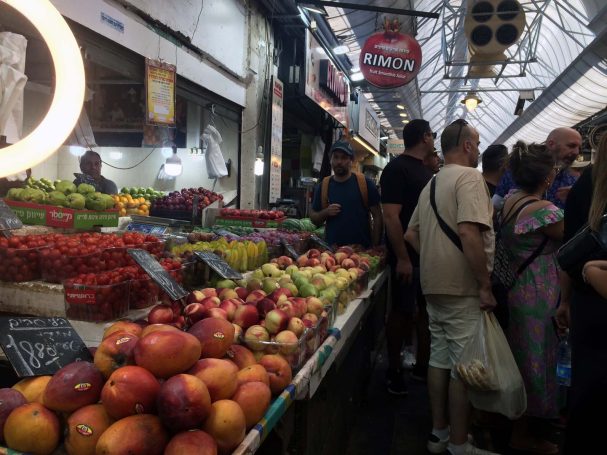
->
[219, 299, 239, 321]
[277, 301, 296, 318]
[147, 305, 175, 325]
[276, 256, 294, 269]
[218, 288, 238, 301]
[296, 255, 309, 267]
[268, 288, 292, 303]
[184, 302, 206, 324]
[287, 317, 305, 337]
[243, 325, 270, 351]
[103, 321, 142, 340]
[341, 258, 356, 269]
[289, 297, 308, 318]
[307, 249, 321, 259]
[233, 323, 243, 342]
[201, 296, 221, 311]
[264, 309, 289, 335]
[302, 313, 318, 327]
[246, 278, 262, 292]
[256, 298, 277, 318]
[245, 290, 266, 303]
[334, 252, 348, 264]
[205, 307, 228, 320]
[274, 330, 299, 355]
[306, 297, 324, 316]
[233, 304, 259, 329]
[234, 287, 249, 300]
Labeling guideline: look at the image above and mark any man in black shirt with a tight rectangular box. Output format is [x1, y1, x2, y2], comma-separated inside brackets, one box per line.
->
[380, 119, 435, 394]
[481, 144, 508, 197]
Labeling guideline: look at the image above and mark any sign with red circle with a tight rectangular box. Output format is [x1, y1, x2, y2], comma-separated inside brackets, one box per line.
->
[359, 26, 422, 88]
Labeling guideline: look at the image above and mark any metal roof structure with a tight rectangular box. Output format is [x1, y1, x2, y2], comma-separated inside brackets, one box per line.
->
[317, 0, 607, 151]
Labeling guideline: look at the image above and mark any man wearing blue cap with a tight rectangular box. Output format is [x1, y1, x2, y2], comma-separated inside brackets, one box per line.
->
[310, 139, 382, 247]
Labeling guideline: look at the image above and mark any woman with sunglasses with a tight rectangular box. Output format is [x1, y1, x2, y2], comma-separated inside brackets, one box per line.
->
[500, 141, 564, 454]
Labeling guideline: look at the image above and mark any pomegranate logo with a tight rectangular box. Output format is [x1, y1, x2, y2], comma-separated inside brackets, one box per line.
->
[360, 18, 422, 88]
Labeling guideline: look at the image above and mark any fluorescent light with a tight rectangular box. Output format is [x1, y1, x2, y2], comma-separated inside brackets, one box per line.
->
[351, 72, 364, 82]
[333, 45, 349, 55]
[0, 0, 85, 177]
[396, 104, 405, 109]
[402, 120, 410, 124]
[353, 136, 378, 156]
[399, 113, 408, 117]
[380, 136, 389, 140]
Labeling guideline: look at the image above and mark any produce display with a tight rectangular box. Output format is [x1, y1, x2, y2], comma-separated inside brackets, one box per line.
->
[280, 218, 317, 232]
[5, 178, 115, 211]
[111, 193, 150, 217]
[220, 208, 285, 220]
[0, 317, 288, 455]
[151, 187, 223, 219]
[119, 186, 165, 201]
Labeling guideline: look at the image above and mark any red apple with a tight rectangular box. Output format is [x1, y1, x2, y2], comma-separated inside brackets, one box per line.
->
[219, 299, 239, 321]
[277, 301, 296, 318]
[234, 287, 249, 300]
[184, 302, 206, 323]
[341, 258, 356, 269]
[147, 304, 174, 324]
[287, 317, 305, 337]
[244, 325, 270, 351]
[306, 297, 324, 316]
[268, 288, 292, 303]
[256, 298, 276, 318]
[204, 307, 228, 320]
[302, 313, 318, 327]
[233, 304, 259, 329]
[264, 309, 289, 335]
[306, 258, 321, 267]
[307, 249, 321, 259]
[290, 297, 308, 318]
[245, 290, 266, 303]
[296, 255, 308, 267]
[201, 296, 221, 311]
[218, 288, 238, 301]
[274, 330, 299, 355]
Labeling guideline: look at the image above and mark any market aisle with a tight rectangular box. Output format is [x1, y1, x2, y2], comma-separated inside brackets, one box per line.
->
[344, 347, 565, 455]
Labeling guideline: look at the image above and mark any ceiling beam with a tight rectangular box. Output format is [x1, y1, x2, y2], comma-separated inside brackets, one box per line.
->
[295, 1, 440, 19]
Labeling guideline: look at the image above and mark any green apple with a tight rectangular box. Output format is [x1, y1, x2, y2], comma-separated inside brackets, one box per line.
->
[216, 279, 237, 289]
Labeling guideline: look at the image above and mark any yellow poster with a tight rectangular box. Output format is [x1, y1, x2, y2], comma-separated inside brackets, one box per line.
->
[145, 59, 176, 126]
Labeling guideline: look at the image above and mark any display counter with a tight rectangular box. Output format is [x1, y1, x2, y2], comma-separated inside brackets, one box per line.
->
[233, 269, 389, 455]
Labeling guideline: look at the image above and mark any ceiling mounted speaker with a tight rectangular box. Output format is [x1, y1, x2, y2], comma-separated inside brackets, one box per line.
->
[464, 0, 526, 78]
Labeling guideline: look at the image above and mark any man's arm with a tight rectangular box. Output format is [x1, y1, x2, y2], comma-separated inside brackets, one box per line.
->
[458, 222, 496, 311]
[310, 204, 341, 227]
[383, 203, 413, 282]
[369, 204, 383, 247]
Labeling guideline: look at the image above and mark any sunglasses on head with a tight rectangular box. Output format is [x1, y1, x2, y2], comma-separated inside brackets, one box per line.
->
[451, 119, 469, 146]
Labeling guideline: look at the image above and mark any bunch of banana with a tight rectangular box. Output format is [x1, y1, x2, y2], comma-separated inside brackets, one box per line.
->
[25, 177, 55, 192]
[171, 239, 266, 272]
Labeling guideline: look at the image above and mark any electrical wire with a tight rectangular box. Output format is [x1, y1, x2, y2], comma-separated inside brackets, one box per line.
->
[191, 0, 204, 42]
[101, 146, 158, 170]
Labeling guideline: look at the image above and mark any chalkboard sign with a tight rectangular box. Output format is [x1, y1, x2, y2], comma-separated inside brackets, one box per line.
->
[310, 234, 333, 253]
[280, 239, 299, 260]
[0, 316, 92, 377]
[127, 249, 188, 301]
[0, 199, 23, 231]
[194, 251, 243, 280]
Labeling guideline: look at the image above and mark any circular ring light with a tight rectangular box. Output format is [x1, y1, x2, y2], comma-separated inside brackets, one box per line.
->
[0, 0, 85, 177]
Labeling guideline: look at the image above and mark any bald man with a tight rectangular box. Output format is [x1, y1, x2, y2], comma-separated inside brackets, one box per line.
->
[494, 127, 582, 209]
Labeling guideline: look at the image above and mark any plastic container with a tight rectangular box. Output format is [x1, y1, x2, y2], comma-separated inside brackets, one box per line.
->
[64, 280, 130, 322]
[0, 246, 44, 282]
[129, 276, 160, 309]
[250, 330, 309, 371]
[40, 247, 107, 283]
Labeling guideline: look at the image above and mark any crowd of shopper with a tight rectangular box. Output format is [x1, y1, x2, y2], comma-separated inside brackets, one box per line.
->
[311, 120, 606, 454]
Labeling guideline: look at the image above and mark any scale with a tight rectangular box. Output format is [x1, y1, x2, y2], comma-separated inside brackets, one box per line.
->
[271, 198, 300, 218]
[125, 215, 192, 235]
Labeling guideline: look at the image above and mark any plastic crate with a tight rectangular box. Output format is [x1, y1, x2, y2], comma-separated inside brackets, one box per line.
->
[129, 276, 160, 309]
[40, 247, 107, 283]
[64, 280, 130, 322]
[251, 330, 309, 371]
[0, 246, 44, 282]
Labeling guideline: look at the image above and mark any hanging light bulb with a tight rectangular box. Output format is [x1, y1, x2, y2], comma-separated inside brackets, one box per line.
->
[461, 92, 482, 112]
[254, 146, 264, 176]
[164, 146, 182, 176]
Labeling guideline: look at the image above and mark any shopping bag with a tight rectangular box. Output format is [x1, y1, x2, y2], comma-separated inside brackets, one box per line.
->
[454, 312, 527, 419]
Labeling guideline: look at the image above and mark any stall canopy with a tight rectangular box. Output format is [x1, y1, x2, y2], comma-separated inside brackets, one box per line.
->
[314, 0, 606, 149]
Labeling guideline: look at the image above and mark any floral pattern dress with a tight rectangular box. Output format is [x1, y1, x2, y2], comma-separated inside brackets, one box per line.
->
[501, 201, 563, 418]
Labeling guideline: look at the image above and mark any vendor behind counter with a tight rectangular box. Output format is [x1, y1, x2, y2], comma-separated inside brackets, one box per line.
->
[73, 150, 118, 195]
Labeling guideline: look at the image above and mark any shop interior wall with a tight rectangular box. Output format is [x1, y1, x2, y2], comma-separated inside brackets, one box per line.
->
[24, 88, 240, 200]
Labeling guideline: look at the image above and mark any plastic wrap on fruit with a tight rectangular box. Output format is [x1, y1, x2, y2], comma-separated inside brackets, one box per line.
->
[455, 359, 497, 391]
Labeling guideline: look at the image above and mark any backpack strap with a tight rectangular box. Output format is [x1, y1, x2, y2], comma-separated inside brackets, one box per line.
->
[321, 176, 331, 209]
[430, 177, 463, 251]
[321, 173, 368, 209]
[354, 172, 368, 209]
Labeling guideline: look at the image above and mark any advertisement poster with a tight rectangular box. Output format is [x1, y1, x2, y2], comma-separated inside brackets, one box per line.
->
[269, 78, 283, 204]
[145, 59, 176, 126]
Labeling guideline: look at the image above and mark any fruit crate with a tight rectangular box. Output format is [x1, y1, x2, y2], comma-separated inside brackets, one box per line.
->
[39, 247, 108, 283]
[254, 330, 310, 372]
[129, 276, 160, 309]
[63, 280, 130, 322]
[0, 246, 45, 282]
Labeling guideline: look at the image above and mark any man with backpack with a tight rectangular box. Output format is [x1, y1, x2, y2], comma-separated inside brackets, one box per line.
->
[310, 139, 382, 248]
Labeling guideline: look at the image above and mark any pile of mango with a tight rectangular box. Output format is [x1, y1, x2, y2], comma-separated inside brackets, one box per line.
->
[112, 193, 150, 217]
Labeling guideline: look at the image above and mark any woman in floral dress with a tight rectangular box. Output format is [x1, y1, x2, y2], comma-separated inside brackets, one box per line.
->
[500, 141, 564, 454]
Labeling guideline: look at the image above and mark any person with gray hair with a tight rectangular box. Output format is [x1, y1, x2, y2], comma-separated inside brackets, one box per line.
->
[73, 150, 118, 194]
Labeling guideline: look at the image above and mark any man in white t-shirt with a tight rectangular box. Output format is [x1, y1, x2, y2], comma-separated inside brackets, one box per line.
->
[405, 119, 497, 455]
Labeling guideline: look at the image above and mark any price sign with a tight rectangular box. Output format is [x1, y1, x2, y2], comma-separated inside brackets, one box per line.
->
[194, 251, 243, 280]
[280, 238, 299, 260]
[0, 199, 23, 231]
[310, 234, 333, 253]
[213, 228, 240, 238]
[127, 249, 188, 301]
[0, 317, 92, 377]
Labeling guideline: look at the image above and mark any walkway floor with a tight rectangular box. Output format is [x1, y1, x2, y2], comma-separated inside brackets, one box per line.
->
[344, 347, 565, 455]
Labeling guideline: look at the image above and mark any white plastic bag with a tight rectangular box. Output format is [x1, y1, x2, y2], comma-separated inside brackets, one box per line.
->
[202, 124, 228, 179]
[454, 312, 527, 419]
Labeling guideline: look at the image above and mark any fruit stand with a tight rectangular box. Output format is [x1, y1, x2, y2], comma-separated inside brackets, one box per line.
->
[0, 191, 388, 454]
